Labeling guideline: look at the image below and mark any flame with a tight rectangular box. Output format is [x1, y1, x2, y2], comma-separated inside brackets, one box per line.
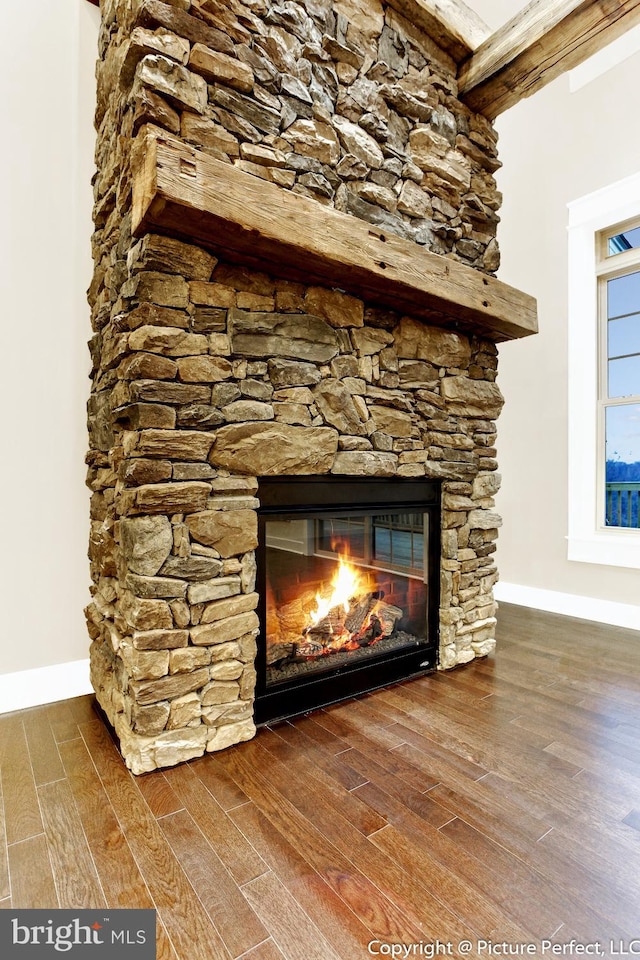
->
[308, 556, 368, 629]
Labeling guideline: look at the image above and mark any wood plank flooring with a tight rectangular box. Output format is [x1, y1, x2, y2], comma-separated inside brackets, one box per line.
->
[1, 603, 640, 959]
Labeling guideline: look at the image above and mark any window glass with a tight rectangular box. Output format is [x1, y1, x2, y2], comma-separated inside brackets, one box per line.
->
[607, 225, 640, 256]
[607, 314, 640, 358]
[607, 270, 640, 318]
[605, 404, 640, 527]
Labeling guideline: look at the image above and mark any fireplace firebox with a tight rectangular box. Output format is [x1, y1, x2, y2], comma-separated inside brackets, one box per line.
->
[255, 478, 440, 724]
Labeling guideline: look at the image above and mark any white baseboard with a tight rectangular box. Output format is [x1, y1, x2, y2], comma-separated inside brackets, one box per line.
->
[0, 659, 92, 715]
[494, 582, 640, 632]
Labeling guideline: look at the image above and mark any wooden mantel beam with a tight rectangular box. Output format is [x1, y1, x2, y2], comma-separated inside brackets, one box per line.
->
[459, 0, 640, 119]
[131, 129, 537, 342]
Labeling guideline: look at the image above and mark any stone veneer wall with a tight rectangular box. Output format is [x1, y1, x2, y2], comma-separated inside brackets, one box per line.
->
[87, 0, 505, 773]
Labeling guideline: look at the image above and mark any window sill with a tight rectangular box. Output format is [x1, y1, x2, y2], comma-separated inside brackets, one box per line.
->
[567, 532, 640, 570]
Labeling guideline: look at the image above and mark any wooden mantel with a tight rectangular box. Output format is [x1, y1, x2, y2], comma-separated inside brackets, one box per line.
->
[131, 129, 537, 342]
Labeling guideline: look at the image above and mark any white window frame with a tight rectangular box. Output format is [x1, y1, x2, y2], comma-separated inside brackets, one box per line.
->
[567, 173, 640, 569]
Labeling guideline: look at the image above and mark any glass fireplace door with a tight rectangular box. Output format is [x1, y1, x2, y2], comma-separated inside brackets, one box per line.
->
[255, 478, 440, 724]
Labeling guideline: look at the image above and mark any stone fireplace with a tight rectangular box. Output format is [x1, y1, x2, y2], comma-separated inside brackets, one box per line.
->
[86, 0, 537, 773]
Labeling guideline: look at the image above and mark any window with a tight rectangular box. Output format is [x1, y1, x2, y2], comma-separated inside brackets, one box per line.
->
[598, 225, 640, 530]
[568, 175, 640, 569]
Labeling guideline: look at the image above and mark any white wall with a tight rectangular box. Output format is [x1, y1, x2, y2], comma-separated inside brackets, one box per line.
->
[473, 1, 640, 623]
[0, 0, 99, 701]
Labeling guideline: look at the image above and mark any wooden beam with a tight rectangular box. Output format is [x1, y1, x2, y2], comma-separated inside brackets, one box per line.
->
[384, 0, 490, 62]
[459, 0, 640, 119]
[131, 129, 537, 342]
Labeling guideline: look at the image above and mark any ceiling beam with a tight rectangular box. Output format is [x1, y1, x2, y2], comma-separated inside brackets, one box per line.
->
[458, 0, 640, 119]
[131, 129, 537, 342]
[384, 0, 490, 61]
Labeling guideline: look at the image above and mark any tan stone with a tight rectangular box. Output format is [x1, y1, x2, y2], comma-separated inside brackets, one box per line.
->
[304, 288, 364, 328]
[201, 680, 241, 705]
[120, 515, 172, 575]
[209, 641, 242, 662]
[128, 325, 208, 357]
[131, 666, 210, 706]
[467, 509, 502, 530]
[132, 629, 189, 650]
[189, 43, 254, 92]
[181, 114, 240, 156]
[394, 317, 471, 367]
[351, 328, 394, 356]
[314, 380, 365, 435]
[331, 451, 397, 476]
[133, 429, 214, 460]
[187, 576, 242, 605]
[149, 726, 208, 772]
[122, 272, 190, 309]
[166, 693, 202, 729]
[125, 573, 188, 599]
[334, 0, 384, 38]
[441, 377, 504, 418]
[282, 119, 340, 165]
[177, 355, 233, 382]
[209, 660, 244, 681]
[130, 482, 211, 515]
[191, 611, 259, 646]
[131, 701, 171, 737]
[473, 473, 502, 498]
[209, 423, 338, 475]
[128, 233, 216, 281]
[186, 509, 258, 557]
[201, 592, 258, 624]
[170, 647, 211, 674]
[120, 645, 170, 681]
[135, 54, 207, 114]
[206, 718, 255, 752]
[119, 592, 173, 631]
[369, 406, 413, 438]
[189, 280, 237, 307]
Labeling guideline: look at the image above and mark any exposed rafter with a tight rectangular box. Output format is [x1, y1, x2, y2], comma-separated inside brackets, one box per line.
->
[383, 0, 490, 61]
[459, 0, 640, 119]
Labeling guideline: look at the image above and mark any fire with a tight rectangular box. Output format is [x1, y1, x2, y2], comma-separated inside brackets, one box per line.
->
[308, 556, 368, 631]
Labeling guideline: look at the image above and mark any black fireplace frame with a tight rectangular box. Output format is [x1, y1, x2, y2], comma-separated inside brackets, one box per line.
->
[254, 476, 441, 725]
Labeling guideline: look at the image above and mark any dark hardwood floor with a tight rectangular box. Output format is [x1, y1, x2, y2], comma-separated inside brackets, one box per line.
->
[1, 603, 640, 959]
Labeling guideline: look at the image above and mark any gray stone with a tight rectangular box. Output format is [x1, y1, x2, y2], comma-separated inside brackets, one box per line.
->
[230, 310, 339, 363]
[159, 556, 223, 580]
[211, 87, 281, 135]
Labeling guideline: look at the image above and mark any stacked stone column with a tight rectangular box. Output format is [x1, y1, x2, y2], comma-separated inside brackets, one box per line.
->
[87, 0, 505, 772]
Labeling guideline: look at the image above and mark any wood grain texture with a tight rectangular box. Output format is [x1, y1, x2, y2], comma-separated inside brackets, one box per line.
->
[58, 737, 154, 911]
[385, 0, 490, 60]
[2, 604, 640, 952]
[160, 807, 268, 958]
[8, 836, 58, 908]
[131, 129, 537, 342]
[459, 0, 640, 118]
[0, 716, 43, 845]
